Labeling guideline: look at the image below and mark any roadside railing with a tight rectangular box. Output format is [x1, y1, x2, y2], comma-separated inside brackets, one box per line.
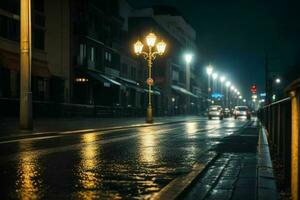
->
[258, 78, 300, 200]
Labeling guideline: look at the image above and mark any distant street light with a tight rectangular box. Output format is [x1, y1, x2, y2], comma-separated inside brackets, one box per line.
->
[134, 32, 166, 123]
[275, 78, 281, 84]
[220, 76, 226, 83]
[212, 73, 218, 80]
[226, 81, 231, 87]
[206, 65, 213, 76]
[184, 53, 193, 64]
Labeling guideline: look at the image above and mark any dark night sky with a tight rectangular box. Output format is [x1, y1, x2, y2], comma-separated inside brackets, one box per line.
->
[130, 0, 300, 98]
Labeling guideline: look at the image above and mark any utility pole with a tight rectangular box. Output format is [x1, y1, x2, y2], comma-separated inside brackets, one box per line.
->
[186, 61, 191, 113]
[20, 0, 33, 129]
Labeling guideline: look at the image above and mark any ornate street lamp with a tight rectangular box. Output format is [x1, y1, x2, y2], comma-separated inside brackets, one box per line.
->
[134, 32, 166, 123]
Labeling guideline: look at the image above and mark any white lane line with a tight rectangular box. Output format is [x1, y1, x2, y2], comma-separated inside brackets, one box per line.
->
[0, 119, 203, 143]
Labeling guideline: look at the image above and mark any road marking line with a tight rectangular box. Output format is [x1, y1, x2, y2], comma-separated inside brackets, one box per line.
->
[0, 119, 202, 143]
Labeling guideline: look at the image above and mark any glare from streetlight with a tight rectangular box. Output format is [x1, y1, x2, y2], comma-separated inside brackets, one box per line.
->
[212, 73, 218, 80]
[243, 99, 246, 103]
[226, 81, 231, 87]
[134, 40, 143, 55]
[220, 76, 226, 83]
[184, 53, 193, 64]
[230, 86, 234, 91]
[146, 32, 157, 47]
[275, 78, 281, 84]
[206, 65, 213, 75]
[156, 40, 166, 55]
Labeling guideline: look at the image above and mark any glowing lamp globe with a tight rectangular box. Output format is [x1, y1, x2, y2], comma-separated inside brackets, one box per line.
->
[226, 81, 231, 87]
[134, 40, 143, 55]
[212, 73, 218, 80]
[184, 53, 193, 64]
[206, 66, 213, 75]
[156, 40, 166, 55]
[146, 32, 157, 47]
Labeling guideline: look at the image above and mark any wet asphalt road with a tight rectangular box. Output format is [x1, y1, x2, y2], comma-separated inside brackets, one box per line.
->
[0, 117, 250, 199]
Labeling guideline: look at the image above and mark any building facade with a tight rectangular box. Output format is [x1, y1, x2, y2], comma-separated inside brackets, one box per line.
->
[0, 0, 70, 103]
[0, 0, 205, 117]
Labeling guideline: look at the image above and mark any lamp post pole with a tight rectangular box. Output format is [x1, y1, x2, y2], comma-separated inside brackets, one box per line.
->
[134, 33, 166, 123]
[185, 61, 190, 114]
[146, 47, 153, 123]
[20, 0, 33, 130]
[208, 75, 211, 97]
[184, 53, 192, 114]
[206, 66, 213, 105]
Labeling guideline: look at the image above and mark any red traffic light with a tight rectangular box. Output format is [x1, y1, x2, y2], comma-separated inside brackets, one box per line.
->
[250, 85, 257, 94]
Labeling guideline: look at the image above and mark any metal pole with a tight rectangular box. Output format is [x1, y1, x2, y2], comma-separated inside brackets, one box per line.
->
[208, 76, 210, 105]
[20, 0, 33, 130]
[290, 90, 299, 200]
[146, 48, 153, 123]
[186, 62, 190, 114]
[226, 87, 229, 108]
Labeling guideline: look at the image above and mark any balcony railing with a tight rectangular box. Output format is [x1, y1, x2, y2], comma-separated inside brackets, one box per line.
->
[258, 77, 300, 200]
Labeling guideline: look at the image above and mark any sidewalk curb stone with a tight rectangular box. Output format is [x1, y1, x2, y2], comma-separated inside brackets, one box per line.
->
[256, 126, 279, 200]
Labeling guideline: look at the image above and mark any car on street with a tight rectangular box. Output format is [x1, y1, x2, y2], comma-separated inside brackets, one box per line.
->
[234, 106, 251, 120]
[208, 105, 224, 120]
[224, 108, 231, 118]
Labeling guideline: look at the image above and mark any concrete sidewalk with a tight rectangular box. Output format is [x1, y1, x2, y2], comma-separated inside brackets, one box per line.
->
[182, 120, 279, 200]
[0, 115, 201, 137]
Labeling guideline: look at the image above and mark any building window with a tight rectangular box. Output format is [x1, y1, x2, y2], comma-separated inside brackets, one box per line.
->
[172, 70, 179, 81]
[0, 15, 20, 42]
[90, 47, 95, 62]
[33, 28, 45, 50]
[34, 13, 45, 27]
[0, 15, 8, 39]
[121, 64, 128, 75]
[79, 43, 87, 65]
[131, 67, 136, 80]
[34, 0, 44, 13]
[105, 51, 112, 66]
[0, 0, 20, 15]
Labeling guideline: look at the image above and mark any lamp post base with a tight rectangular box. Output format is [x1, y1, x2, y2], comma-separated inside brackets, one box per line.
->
[146, 105, 153, 123]
[20, 92, 33, 130]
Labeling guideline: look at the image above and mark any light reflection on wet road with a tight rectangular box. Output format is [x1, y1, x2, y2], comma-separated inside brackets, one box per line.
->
[0, 118, 249, 199]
